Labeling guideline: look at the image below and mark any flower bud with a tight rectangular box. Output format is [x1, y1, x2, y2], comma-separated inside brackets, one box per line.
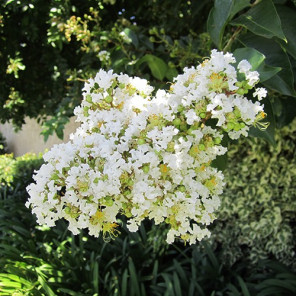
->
[173, 118, 181, 126]
[104, 96, 113, 103]
[198, 143, 205, 151]
[214, 137, 221, 145]
[236, 88, 245, 95]
[227, 122, 234, 130]
[142, 164, 150, 174]
[137, 138, 146, 145]
[199, 112, 206, 119]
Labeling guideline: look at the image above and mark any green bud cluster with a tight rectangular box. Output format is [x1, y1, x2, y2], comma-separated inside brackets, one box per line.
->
[235, 80, 252, 95]
[224, 110, 246, 132]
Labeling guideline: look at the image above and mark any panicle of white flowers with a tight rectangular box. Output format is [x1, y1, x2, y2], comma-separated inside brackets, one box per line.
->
[98, 50, 111, 65]
[26, 50, 267, 244]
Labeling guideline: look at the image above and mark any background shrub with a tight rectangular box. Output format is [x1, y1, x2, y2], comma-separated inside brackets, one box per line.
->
[0, 132, 7, 154]
[212, 119, 296, 269]
[0, 153, 43, 190]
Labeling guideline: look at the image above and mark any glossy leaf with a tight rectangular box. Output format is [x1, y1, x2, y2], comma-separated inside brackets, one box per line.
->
[233, 47, 281, 81]
[38, 275, 57, 296]
[165, 67, 178, 81]
[239, 33, 296, 96]
[231, 0, 286, 41]
[128, 257, 140, 296]
[212, 154, 228, 171]
[256, 63, 281, 82]
[138, 54, 168, 80]
[270, 96, 296, 128]
[207, 0, 251, 49]
[122, 28, 139, 48]
[237, 276, 251, 296]
[277, 6, 296, 60]
[248, 97, 276, 146]
[233, 47, 265, 70]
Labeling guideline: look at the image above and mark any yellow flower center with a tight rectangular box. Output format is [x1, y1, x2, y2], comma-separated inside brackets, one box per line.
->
[159, 164, 169, 174]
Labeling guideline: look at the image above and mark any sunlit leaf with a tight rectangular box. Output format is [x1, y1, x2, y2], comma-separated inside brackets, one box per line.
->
[231, 0, 286, 41]
[207, 0, 251, 49]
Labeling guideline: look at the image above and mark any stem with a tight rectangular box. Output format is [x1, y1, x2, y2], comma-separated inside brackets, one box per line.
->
[251, 0, 262, 7]
[223, 0, 261, 53]
[223, 26, 243, 53]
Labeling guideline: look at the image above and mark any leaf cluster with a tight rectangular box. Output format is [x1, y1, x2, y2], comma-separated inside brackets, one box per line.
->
[208, 0, 296, 144]
[0, 0, 212, 140]
[211, 118, 296, 269]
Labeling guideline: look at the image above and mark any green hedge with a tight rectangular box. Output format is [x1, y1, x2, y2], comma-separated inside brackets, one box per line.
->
[212, 119, 296, 269]
[0, 132, 7, 154]
[0, 153, 43, 191]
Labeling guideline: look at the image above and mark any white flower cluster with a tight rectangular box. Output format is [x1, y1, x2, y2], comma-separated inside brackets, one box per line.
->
[98, 50, 111, 64]
[26, 50, 267, 244]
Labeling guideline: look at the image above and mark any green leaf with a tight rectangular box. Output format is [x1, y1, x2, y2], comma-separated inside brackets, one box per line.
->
[0, 274, 31, 287]
[58, 288, 83, 296]
[277, 6, 296, 60]
[4, 0, 16, 6]
[211, 154, 228, 171]
[128, 257, 140, 296]
[257, 278, 296, 292]
[231, 0, 286, 41]
[237, 276, 251, 296]
[271, 96, 296, 127]
[122, 28, 139, 48]
[248, 97, 276, 146]
[263, 60, 295, 97]
[203, 242, 220, 271]
[38, 275, 57, 296]
[121, 269, 128, 296]
[239, 33, 296, 96]
[233, 47, 265, 70]
[173, 259, 188, 286]
[165, 67, 178, 81]
[256, 63, 281, 82]
[138, 54, 168, 80]
[173, 272, 182, 296]
[233, 47, 281, 81]
[92, 261, 99, 293]
[227, 284, 242, 296]
[207, 0, 251, 49]
[152, 260, 158, 286]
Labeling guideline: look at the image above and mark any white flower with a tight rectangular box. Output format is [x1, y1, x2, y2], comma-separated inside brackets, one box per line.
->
[98, 50, 110, 63]
[26, 51, 267, 245]
[253, 87, 267, 101]
[238, 60, 252, 73]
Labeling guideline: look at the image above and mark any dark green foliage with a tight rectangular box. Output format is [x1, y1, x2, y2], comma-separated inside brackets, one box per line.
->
[207, 0, 296, 141]
[1, 0, 295, 140]
[0, 0, 212, 140]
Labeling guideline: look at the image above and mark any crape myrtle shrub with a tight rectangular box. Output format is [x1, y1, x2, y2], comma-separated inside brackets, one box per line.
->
[212, 118, 296, 269]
